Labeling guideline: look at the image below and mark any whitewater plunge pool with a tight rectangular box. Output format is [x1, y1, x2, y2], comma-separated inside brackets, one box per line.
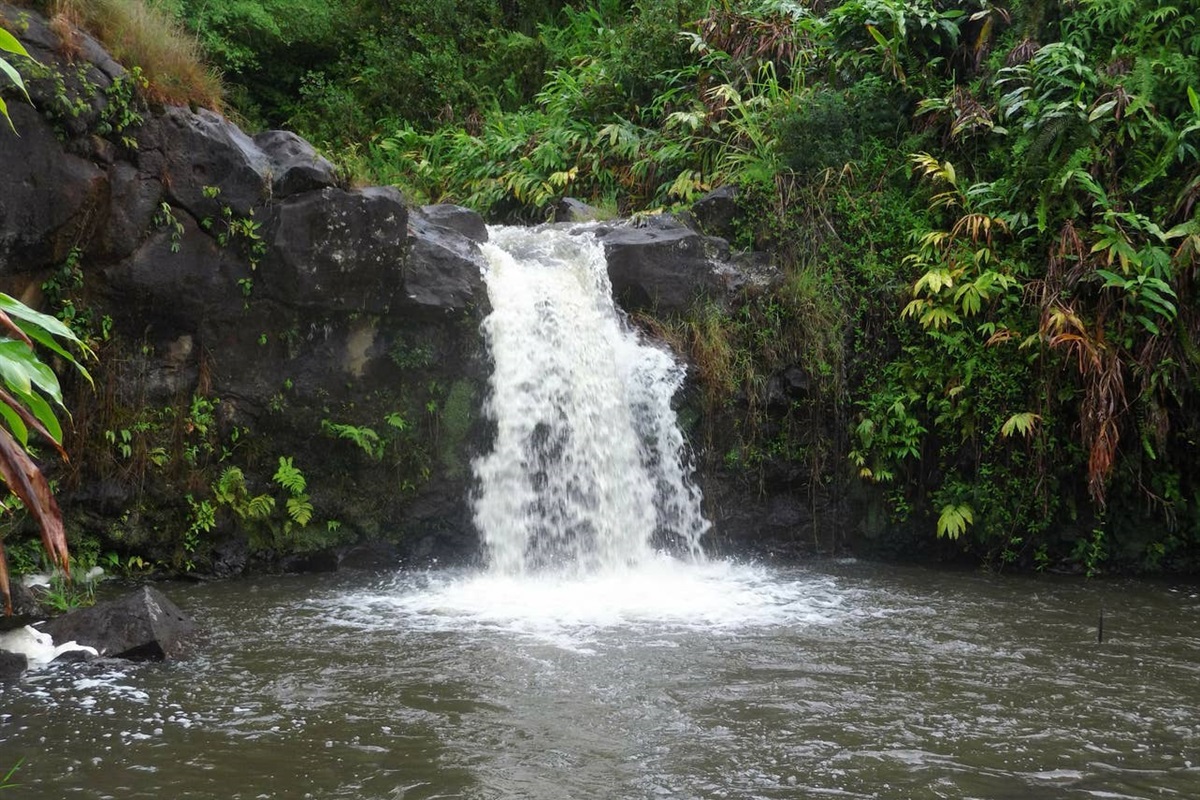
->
[2, 559, 1198, 799]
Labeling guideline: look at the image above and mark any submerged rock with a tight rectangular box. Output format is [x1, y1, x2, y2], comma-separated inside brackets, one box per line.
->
[45, 587, 196, 660]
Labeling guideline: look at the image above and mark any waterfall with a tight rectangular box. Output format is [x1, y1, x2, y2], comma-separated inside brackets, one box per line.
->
[472, 225, 710, 575]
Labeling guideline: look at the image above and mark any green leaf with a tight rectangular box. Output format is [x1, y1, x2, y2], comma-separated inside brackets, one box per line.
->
[913, 268, 955, 296]
[0, 400, 29, 447]
[286, 495, 313, 526]
[0, 340, 63, 405]
[0, 294, 87, 346]
[18, 321, 93, 385]
[246, 494, 276, 520]
[919, 306, 961, 330]
[937, 503, 974, 539]
[1135, 315, 1161, 335]
[1087, 99, 1117, 122]
[1000, 412, 1041, 438]
[866, 25, 890, 50]
[10, 383, 62, 443]
[0, 56, 29, 102]
[0, 28, 32, 60]
[273, 456, 307, 495]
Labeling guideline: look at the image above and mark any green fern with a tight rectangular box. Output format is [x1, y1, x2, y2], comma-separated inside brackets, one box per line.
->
[937, 503, 975, 540]
[273, 456, 307, 495]
[320, 420, 385, 460]
[285, 495, 314, 527]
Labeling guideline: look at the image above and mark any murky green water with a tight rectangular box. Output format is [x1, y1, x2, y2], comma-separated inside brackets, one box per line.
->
[2, 560, 1198, 799]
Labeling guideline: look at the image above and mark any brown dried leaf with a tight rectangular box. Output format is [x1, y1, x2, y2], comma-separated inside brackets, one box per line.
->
[0, 538, 10, 616]
[0, 424, 69, 588]
[0, 309, 33, 348]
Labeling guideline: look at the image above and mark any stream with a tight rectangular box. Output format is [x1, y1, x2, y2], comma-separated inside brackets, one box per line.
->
[2, 561, 1199, 799]
[4, 225, 1199, 799]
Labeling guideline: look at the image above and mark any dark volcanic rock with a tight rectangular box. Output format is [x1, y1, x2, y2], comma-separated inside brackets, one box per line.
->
[0, 105, 108, 273]
[139, 106, 272, 219]
[691, 185, 740, 239]
[278, 550, 339, 574]
[1, 3, 493, 575]
[98, 161, 165, 261]
[252, 129, 339, 198]
[45, 587, 196, 660]
[0, 650, 26, 681]
[102, 209, 246, 332]
[594, 218, 732, 313]
[2, 581, 47, 622]
[338, 541, 402, 570]
[418, 204, 489, 243]
[406, 205, 487, 311]
[554, 197, 603, 223]
[261, 186, 410, 313]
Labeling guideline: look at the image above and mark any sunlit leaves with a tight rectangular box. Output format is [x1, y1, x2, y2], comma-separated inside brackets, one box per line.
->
[285, 495, 313, 526]
[0, 27, 35, 132]
[936, 503, 974, 539]
[273, 456, 307, 495]
[1000, 412, 1041, 439]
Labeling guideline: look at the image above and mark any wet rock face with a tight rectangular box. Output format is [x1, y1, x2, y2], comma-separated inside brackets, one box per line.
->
[0, 4, 491, 570]
[263, 186, 411, 313]
[593, 216, 777, 314]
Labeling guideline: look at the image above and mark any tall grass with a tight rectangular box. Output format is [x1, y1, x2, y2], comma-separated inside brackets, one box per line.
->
[16, 0, 222, 109]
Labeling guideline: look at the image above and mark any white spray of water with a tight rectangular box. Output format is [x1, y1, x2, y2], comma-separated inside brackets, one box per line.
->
[359, 225, 836, 643]
[472, 225, 709, 576]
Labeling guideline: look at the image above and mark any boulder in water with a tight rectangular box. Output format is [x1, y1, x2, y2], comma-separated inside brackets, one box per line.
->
[0, 650, 26, 681]
[44, 587, 196, 660]
[554, 197, 604, 223]
[417, 204, 489, 243]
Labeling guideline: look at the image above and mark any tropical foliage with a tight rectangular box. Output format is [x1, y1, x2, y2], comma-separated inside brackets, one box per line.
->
[171, 0, 1200, 572]
[5, 0, 1200, 574]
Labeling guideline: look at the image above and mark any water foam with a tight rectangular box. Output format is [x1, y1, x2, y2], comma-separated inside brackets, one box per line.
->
[473, 225, 708, 575]
[337, 559, 847, 649]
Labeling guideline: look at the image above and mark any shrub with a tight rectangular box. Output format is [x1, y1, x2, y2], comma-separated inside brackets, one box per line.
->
[16, 0, 223, 108]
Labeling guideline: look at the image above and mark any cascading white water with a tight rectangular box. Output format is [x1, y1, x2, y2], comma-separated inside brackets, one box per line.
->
[473, 225, 710, 575]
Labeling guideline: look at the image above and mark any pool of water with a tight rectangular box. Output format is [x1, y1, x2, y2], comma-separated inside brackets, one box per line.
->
[2, 558, 1198, 799]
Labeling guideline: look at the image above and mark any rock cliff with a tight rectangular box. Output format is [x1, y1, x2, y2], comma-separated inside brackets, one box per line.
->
[0, 4, 489, 571]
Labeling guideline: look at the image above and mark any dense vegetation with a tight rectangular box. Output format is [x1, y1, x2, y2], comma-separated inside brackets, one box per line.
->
[255, 0, 1196, 574]
[4, 0, 1200, 576]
